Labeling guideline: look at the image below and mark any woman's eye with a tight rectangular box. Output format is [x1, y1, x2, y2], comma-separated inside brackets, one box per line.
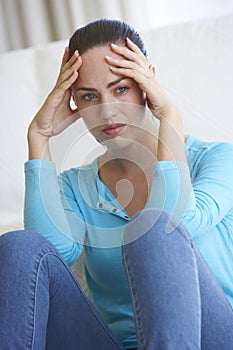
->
[116, 86, 128, 94]
[82, 93, 96, 101]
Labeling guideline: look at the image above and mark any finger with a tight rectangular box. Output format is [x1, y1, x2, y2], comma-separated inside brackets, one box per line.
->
[105, 55, 150, 81]
[61, 47, 70, 66]
[58, 69, 79, 92]
[111, 43, 146, 66]
[105, 55, 141, 72]
[60, 50, 80, 73]
[51, 67, 80, 104]
[62, 55, 82, 80]
[106, 55, 130, 66]
[111, 41, 147, 66]
[109, 64, 149, 83]
[57, 56, 82, 86]
[126, 37, 147, 59]
[107, 52, 147, 78]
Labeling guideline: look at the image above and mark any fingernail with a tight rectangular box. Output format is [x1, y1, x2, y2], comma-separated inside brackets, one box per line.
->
[111, 43, 118, 48]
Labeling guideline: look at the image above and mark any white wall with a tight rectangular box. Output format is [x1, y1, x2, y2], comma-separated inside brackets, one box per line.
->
[1, 0, 233, 53]
[143, 0, 233, 29]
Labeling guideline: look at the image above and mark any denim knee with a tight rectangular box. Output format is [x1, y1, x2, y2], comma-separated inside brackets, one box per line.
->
[122, 208, 192, 246]
[0, 230, 58, 265]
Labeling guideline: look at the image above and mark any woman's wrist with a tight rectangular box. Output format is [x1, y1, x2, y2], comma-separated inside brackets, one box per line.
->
[157, 107, 186, 162]
[27, 128, 52, 161]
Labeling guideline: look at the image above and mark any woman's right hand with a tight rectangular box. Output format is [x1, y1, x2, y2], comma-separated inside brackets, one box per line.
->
[27, 48, 82, 160]
[28, 47, 82, 140]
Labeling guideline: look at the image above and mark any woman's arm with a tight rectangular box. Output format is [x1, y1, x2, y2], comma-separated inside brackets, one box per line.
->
[24, 48, 85, 265]
[27, 47, 82, 160]
[148, 140, 233, 239]
[24, 160, 86, 266]
[182, 141, 233, 239]
[24, 160, 86, 265]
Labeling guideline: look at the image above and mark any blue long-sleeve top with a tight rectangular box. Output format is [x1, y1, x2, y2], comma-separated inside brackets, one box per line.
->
[24, 134, 233, 349]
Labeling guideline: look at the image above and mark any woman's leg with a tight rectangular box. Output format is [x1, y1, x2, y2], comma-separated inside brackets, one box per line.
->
[122, 209, 233, 350]
[0, 230, 124, 350]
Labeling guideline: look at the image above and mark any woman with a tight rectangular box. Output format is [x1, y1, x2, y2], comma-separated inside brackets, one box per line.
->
[0, 18, 233, 350]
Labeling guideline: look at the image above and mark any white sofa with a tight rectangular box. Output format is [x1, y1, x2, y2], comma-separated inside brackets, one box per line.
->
[1, 13, 233, 236]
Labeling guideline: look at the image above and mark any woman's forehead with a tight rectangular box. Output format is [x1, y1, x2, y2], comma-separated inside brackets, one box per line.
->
[81, 45, 123, 63]
[75, 45, 123, 87]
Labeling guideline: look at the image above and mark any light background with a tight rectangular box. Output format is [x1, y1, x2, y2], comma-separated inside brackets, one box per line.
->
[1, 0, 233, 53]
[0, 2, 233, 232]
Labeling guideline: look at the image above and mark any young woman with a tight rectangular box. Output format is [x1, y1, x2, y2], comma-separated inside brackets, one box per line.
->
[0, 18, 233, 350]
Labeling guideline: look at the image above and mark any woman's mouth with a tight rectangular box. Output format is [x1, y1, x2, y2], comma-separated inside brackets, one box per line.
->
[102, 123, 126, 136]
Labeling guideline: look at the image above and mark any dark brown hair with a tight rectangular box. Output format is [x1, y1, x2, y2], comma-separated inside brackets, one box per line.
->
[69, 18, 147, 57]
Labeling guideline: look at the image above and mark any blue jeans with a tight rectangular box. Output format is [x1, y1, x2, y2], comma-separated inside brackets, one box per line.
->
[0, 209, 232, 349]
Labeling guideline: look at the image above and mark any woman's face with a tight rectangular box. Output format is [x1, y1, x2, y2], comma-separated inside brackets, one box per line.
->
[72, 45, 148, 149]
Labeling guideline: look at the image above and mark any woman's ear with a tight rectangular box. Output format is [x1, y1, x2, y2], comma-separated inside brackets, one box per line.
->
[149, 64, 156, 77]
[70, 90, 77, 109]
[142, 91, 147, 104]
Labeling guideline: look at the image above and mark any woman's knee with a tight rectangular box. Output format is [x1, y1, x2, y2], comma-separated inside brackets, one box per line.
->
[122, 208, 195, 278]
[0, 230, 57, 263]
[123, 208, 191, 246]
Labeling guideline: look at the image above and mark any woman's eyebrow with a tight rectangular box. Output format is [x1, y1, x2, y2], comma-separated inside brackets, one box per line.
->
[76, 78, 126, 91]
[107, 77, 125, 89]
[75, 87, 97, 91]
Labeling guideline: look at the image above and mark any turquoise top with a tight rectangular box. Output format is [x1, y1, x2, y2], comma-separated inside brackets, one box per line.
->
[24, 135, 233, 348]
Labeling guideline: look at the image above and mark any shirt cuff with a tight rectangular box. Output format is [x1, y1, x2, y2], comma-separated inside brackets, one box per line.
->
[25, 159, 56, 171]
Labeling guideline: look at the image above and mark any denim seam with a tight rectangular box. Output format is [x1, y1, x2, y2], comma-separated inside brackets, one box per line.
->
[30, 251, 52, 349]
[32, 251, 123, 350]
[123, 248, 145, 349]
[191, 242, 233, 315]
[179, 226, 233, 313]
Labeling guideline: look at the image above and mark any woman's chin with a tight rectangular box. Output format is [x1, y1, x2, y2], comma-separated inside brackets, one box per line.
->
[102, 136, 134, 152]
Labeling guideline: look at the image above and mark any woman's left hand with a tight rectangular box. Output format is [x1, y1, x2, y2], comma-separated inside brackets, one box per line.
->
[105, 38, 177, 119]
[106, 38, 187, 162]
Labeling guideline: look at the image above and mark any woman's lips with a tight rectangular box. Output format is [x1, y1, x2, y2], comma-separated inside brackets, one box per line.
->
[102, 123, 126, 136]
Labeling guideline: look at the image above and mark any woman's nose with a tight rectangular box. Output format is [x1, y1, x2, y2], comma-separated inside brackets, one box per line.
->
[99, 103, 116, 121]
[99, 95, 118, 120]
